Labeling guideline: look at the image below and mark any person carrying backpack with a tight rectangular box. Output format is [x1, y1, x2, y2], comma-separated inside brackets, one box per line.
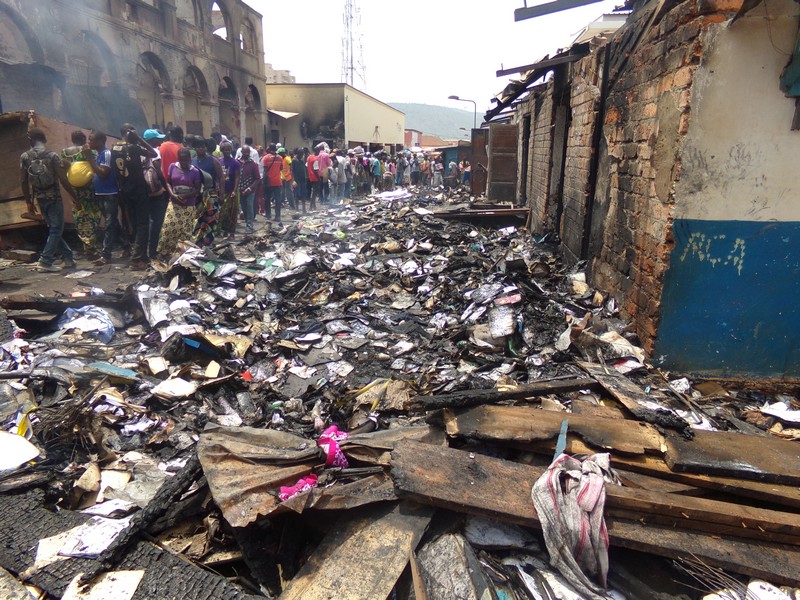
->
[61, 130, 102, 261]
[20, 127, 78, 272]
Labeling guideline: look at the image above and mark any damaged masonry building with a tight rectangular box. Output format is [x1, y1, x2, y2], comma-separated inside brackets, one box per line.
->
[3, 0, 800, 599]
[487, 0, 800, 378]
[0, 0, 267, 138]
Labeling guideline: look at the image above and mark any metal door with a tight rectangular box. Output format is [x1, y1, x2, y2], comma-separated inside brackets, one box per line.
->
[470, 128, 489, 196]
[487, 123, 518, 202]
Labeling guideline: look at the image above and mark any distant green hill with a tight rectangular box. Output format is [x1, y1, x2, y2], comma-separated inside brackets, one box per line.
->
[389, 103, 475, 140]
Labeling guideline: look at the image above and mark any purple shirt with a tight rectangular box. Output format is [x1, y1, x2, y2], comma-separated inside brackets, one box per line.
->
[220, 155, 241, 193]
[167, 163, 202, 206]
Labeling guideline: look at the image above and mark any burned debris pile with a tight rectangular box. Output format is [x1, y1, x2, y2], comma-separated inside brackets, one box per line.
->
[0, 190, 799, 599]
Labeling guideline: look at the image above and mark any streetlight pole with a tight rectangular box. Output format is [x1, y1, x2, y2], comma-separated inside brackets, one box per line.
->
[448, 95, 477, 130]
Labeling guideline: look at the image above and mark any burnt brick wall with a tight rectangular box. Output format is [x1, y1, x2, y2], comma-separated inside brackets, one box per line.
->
[560, 46, 605, 263]
[588, 0, 741, 353]
[523, 82, 555, 234]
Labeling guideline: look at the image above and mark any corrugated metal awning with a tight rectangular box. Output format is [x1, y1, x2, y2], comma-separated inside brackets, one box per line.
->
[515, 0, 605, 20]
[268, 110, 299, 119]
[485, 44, 589, 123]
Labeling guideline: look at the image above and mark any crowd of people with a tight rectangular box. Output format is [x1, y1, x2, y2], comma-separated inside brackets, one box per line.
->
[352, 151, 472, 192]
[19, 124, 472, 273]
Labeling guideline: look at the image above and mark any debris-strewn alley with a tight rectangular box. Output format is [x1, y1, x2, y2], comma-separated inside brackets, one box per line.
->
[0, 189, 799, 599]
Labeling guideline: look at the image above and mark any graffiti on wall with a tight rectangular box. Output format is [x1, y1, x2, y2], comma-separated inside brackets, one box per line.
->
[679, 232, 746, 275]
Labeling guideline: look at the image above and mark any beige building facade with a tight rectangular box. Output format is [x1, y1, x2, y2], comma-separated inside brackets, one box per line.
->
[265, 63, 295, 84]
[265, 83, 404, 152]
[0, 0, 267, 141]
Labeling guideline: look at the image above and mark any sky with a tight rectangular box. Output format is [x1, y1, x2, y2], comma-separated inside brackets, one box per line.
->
[242, 0, 620, 118]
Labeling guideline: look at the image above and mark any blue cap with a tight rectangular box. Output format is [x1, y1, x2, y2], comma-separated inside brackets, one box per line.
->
[143, 129, 166, 140]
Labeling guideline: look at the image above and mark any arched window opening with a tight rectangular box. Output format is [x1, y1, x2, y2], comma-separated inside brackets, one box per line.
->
[184, 66, 210, 136]
[211, 1, 229, 41]
[245, 84, 260, 111]
[0, 4, 44, 64]
[218, 75, 239, 136]
[239, 18, 256, 53]
[218, 76, 238, 108]
[136, 52, 172, 129]
[176, 0, 199, 26]
[244, 83, 260, 143]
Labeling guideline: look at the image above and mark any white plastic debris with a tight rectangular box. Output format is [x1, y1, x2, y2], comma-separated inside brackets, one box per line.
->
[151, 378, 198, 400]
[0, 431, 39, 472]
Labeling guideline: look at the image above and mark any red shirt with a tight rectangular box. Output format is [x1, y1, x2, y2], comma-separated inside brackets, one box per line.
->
[261, 152, 283, 187]
[159, 141, 182, 180]
[306, 154, 320, 183]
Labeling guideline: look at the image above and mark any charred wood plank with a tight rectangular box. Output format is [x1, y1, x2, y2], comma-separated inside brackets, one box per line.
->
[443, 405, 664, 455]
[392, 439, 800, 543]
[431, 208, 530, 219]
[413, 376, 599, 411]
[0, 293, 127, 314]
[579, 362, 693, 437]
[390, 440, 800, 585]
[79, 454, 203, 585]
[0, 470, 51, 492]
[280, 502, 432, 600]
[665, 428, 800, 486]
[544, 435, 800, 511]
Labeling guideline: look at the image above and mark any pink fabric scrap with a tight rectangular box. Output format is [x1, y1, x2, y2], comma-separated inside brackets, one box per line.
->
[317, 425, 350, 468]
[531, 452, 619, 600]
[279, 473, 318, 502]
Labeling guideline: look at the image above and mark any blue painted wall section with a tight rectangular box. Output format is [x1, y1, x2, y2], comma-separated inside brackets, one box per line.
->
[654, 218, 800, 377]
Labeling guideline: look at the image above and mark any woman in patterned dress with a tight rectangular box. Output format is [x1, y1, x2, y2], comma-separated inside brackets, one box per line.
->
[217, 142, 241, 237]
[156, 148, 202, 257]
[192, 137, 223, 247]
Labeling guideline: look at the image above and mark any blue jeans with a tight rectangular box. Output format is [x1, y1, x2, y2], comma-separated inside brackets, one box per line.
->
[38, 195, 73, 265]
[148, 194, 168, 258]
[295, 178, 307, 201]
[240, 192, 256, 232]
[320, 178, 329, 203]
[265, 185, 282, 221]
[98, 193, 121, 258]
[283, 181, 296, 210]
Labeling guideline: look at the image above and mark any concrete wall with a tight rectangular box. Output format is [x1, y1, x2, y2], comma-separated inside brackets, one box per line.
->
[405, 129, 422, 147]
[346, 87, 404, 148]
[265, 83, 404, 152]
[0, 0, 267, 141]
[653, 0, 800, 377]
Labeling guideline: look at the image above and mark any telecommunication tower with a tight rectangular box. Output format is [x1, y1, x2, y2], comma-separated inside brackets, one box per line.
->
[341, 0, 366, 89]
